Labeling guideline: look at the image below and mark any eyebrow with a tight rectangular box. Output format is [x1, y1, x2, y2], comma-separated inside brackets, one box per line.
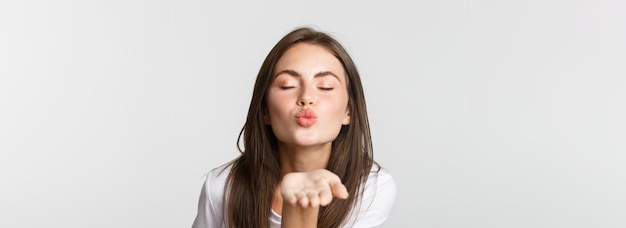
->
[274, 69, 340, 81]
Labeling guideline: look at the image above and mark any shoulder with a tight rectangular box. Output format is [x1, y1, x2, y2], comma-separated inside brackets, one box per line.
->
[204, 162, 233, 200]
[344, 164, 397, 227]
[192, 162, 234, 228]
[363, 164, 397, 202]
[205, 162, 232, 185]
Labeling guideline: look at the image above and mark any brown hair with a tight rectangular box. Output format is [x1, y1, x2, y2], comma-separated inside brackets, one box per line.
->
[225, 27, 375, 228]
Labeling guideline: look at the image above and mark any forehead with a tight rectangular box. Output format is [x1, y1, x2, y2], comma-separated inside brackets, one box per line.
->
[274, 43, 346, 79]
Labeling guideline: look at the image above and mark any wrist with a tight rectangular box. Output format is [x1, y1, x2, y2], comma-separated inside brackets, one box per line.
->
[281, 202, 319, 228]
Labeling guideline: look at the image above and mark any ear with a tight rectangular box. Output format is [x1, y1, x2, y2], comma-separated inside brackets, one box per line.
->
[342, 109, 350, 125]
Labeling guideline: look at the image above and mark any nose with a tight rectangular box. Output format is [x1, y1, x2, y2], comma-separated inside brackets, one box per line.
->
[297, 90, 315, 106]
[298, 98, 314, 106]
[298, 96, 315, 106]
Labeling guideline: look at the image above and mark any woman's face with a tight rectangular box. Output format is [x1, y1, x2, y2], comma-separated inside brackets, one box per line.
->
[265, 43, 350, 148]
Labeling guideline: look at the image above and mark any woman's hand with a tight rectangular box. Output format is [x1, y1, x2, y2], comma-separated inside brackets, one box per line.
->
[280, 169, 349, 208]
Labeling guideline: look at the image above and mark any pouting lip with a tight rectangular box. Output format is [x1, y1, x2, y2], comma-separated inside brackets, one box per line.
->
[295, 109, 317, 119]
[295, 109, 317, 127]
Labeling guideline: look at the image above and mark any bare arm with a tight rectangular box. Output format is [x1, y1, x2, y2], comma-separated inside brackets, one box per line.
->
[281, 202, 319, 228]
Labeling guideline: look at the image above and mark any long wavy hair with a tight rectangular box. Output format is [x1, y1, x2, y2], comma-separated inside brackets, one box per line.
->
[225, 27, 375, 228]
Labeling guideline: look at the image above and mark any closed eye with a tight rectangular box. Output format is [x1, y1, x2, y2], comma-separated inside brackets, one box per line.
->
[279, 86, 296, 90]
[318, 87, 334, 91]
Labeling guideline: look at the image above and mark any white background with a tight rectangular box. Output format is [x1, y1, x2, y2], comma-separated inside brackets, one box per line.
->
[1, 0, 625, 227]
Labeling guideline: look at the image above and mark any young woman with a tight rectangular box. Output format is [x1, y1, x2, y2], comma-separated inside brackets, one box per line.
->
[192, 27, 396, 228]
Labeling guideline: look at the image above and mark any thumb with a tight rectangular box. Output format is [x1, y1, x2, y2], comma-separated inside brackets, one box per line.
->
[328, 176, 349, 199]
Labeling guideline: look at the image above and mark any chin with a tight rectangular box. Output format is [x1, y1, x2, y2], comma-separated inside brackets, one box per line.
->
[295, 136, 339, 147]
[292, 139, 322, 146]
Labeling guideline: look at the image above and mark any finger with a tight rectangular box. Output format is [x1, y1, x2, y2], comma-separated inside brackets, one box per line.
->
[326, 175, 349, 199]
[318, 187, 333, 206]
[330, 182, 349, 199]
[283, 191, 298, 206]
[307, 191, 320, 207]
[295, 191, 309, 207]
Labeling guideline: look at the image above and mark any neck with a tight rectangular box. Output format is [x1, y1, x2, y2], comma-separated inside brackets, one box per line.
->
[278, 142, 332, 176]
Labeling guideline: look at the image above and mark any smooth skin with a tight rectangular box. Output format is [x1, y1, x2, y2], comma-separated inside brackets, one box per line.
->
[265, 43, 351, 227]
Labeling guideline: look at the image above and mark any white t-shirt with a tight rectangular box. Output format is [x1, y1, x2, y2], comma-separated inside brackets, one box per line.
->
[192, 163, 396, 228]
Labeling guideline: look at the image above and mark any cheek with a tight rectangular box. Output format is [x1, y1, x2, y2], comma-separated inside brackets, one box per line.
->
[266, 93, 291, 118]
[324, 95, 349, 117]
